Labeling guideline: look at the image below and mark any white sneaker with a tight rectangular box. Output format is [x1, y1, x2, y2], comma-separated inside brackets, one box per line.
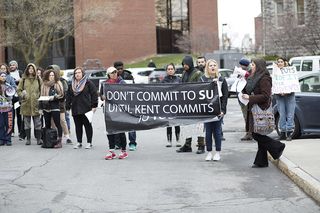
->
[74, 143, 82, 149]
[205, 153, 213, 161]
[213, 152, 220, 161]
[85, 143, 92, 149]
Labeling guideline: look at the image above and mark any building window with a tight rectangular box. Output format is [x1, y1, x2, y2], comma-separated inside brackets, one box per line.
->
[275, 1, 284, 28]
[155, 0, 189, 54]
[296, 0, 305, 25]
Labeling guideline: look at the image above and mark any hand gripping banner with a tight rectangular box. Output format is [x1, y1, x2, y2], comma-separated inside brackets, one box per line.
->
[103, 82, 221, 134]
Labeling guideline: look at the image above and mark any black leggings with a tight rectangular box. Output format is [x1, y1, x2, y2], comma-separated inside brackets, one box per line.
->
[73, 114, 93, 143]
[107, 133, 127, 151]
[252, 132, 285, 166]
[166, 126, 180, 141]
[44, 111, 62, 137]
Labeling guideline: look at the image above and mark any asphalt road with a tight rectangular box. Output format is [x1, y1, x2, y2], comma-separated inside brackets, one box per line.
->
[0, 97, 319, 212]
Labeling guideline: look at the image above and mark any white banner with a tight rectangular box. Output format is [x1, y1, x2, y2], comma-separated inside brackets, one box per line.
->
[272, 64, 300, 94]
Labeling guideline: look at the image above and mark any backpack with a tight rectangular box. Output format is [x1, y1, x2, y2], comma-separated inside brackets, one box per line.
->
[41, 128, 58, 148]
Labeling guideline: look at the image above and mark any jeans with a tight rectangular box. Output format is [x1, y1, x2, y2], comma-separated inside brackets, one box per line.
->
[0, 109, 13, 144]
[276, 95, 295, 132]
[204, 117, 223, 152]
[128, 131, 136, 146]
[65, 111, 70, 130]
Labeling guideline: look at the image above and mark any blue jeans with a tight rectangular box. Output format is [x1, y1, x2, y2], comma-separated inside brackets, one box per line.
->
[65, 111, 70, 130]
[0, 109, 13, 144]
[276, 95, 295, 132]
[204, 117, 223, 152]
[129, 131, 137, 146]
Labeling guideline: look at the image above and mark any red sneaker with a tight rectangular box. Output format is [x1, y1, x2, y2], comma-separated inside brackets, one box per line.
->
[119, 151, 128, 159]
[105, 151, 116, 160]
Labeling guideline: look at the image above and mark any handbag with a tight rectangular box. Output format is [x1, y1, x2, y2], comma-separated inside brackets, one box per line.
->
[251, 101, 275, 135]
[41, 128, 58, 148]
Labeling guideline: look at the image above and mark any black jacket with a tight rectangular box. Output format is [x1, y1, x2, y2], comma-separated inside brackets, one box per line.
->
[199, 75, 228, 115]
[66, 80, 98, 115]
[39, 85, 64, 111]
[160, 75, 181, 84]
[121, 70, 135, 83]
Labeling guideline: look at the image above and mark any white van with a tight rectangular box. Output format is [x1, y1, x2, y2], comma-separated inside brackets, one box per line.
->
[289, 56, 320, 77]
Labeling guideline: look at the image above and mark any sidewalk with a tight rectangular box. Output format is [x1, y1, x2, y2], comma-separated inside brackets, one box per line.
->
[268, 137, 320, 203]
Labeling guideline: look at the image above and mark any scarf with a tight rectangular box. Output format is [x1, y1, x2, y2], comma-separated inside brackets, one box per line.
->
[244, 73, 265, 95]
[41, 80, 64, 105]
[72, 75, 87, 96]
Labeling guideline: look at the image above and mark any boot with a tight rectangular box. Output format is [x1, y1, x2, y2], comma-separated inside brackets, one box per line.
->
[25, 129, 31, 145]
[175, 132, 181, 147]
[54, 137, 62, 148]
[286, 131, 293, 141]
[241, 132, 252, 140]
[196, 136, 205, 154]
[176, 138, 192, 152]
[36, 130, 43, 145]
[166, 133, 172, 147]
[276, 132, 286, 140]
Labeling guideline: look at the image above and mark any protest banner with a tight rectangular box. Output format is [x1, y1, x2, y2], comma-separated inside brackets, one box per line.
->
[103, 82, 221, 134]
[272, 64, 300, 93]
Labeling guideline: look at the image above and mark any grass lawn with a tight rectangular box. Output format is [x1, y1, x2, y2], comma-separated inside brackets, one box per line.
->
[124, 54, 198, 69]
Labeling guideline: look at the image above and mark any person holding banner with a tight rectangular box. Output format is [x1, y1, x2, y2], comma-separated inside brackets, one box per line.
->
[39, 69, 64, 148]
[176, 55, 204, 153]
[160, 63, 182, 147]
[66, 67, 98, 149]
[100, 67, 128, 160]
[274, 57, 295, 141]
[242, 58, 285, 168]
[199, 59, 228, 161]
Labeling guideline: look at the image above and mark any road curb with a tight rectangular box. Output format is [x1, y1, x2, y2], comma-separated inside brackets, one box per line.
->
[269, 154, 320, 204]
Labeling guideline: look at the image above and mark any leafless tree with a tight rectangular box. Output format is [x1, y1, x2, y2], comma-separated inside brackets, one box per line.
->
[174, 27, 219, 56]
[0, 0, 120, 65]
[264, 0, 320, 57]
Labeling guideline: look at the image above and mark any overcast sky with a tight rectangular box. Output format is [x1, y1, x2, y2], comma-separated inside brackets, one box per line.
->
[218, 0, 261, 48]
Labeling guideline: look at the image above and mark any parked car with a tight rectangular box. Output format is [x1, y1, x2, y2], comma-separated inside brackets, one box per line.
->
[289, 56, 320, 77]
[273, 72, 320, 139]
[62, 69, 74, 82]
[125, 68, 154, 84]
[84, 70, 108, 89]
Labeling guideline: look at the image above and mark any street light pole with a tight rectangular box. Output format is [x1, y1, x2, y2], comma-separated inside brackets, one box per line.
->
[222, 23, 227, 50]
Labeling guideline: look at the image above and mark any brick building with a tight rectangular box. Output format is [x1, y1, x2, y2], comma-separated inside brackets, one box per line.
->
[3, 0, 218, 69]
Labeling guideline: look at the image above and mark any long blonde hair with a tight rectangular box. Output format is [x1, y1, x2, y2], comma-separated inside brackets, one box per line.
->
[205, 59, 219, 78]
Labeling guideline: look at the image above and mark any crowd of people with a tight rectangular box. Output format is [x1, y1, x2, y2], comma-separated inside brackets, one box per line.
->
[0, 56, 289, 167]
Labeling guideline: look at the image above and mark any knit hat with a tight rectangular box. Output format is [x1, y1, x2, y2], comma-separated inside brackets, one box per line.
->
[0, 71, 7, 76]
[239, 57, 250, 66]
[107, 67, 117, 74]
[114, 61, 123, 67]
[60, 70, 64, 77]
[9, 60, 18, 69]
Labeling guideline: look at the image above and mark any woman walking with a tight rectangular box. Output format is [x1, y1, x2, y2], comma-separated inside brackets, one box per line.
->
[242, 58, 285, 167]
[160, 63, 182, 147]
[17, 63, 43, 145]
[39, 69, 64, 148]
[199, 59, 228, 161]
[66, 67, 98, 149]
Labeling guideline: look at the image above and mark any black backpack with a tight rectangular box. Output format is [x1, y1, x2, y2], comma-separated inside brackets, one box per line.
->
[41, 128, 58, 148]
